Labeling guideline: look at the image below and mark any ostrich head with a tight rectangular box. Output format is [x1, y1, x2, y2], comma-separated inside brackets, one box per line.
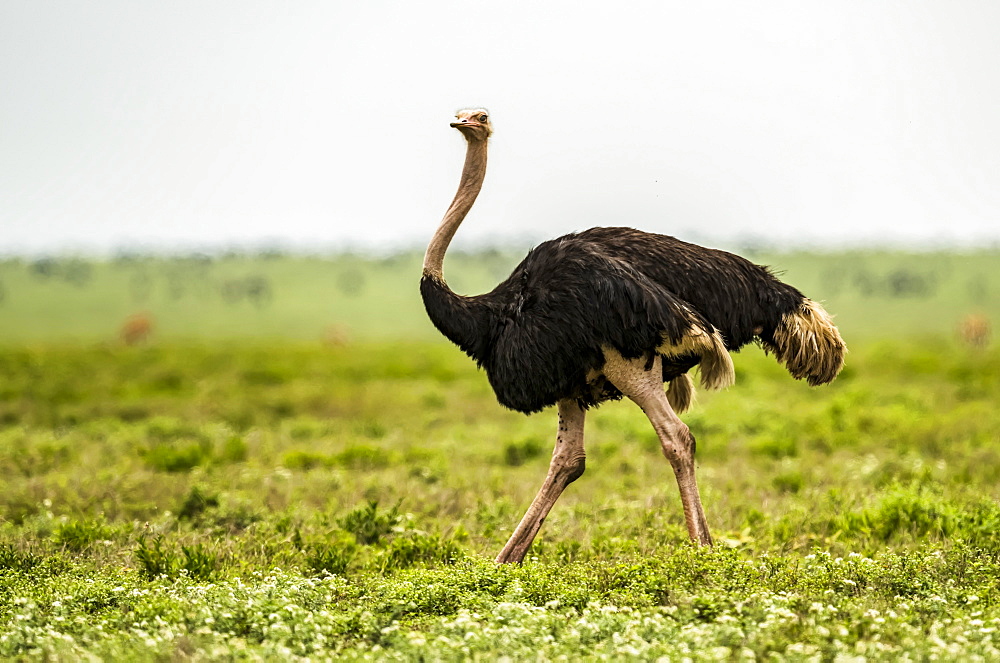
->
[451, 108, 492, 141]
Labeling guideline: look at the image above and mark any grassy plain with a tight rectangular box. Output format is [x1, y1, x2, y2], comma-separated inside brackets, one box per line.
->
[1, 247, 998, 343]
[1, 250, 1000, 659]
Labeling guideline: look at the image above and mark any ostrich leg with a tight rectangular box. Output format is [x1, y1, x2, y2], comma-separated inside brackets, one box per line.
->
[603, 351, 713, 546]
[495, 399, 586, 564]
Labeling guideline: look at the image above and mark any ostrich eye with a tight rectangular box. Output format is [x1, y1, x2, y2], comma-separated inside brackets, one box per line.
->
[478, 114, 488, 122]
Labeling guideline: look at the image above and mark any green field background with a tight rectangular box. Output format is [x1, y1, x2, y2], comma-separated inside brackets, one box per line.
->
[2, 248, 998, 344]
[3, 248, 1000, 659]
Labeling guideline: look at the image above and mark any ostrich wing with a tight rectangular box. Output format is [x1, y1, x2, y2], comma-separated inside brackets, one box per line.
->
[481, 246, 716, 414]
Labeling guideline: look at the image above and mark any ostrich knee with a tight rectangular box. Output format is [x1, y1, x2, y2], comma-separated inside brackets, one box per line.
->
[656, 419, 712, 546]
[551, 449, 586, 485]
[658, 421, 696, 467]
[548, 404, 586, 485]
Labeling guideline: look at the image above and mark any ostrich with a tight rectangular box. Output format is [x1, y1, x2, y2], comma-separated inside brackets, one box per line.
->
[421, 109, 846, 564]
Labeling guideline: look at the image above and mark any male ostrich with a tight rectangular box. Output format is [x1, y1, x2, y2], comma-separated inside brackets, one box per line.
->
[421, 109, 846, 564]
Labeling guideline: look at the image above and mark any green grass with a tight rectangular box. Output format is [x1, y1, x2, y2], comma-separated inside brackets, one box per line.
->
[2, 338, 1000, 658]
[1, 248, 998, 343]
[1, 247, 999, 657]
[0, 251, 515, 344]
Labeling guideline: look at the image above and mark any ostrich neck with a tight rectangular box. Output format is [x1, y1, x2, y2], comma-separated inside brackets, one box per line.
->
[422, 137, 488, 280]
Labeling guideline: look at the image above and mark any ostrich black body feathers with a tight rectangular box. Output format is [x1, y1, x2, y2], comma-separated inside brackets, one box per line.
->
[421, 227, 810, 414]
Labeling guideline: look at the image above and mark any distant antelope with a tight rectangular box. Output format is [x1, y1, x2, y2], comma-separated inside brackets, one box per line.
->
[120, 313, 154, 346]
[959, 314, 991, 348]
[321, 324, 351, 347]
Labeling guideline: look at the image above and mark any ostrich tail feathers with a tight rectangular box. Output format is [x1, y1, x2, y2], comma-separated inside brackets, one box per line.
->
[666, 373, 695, 413]
[657, 325, 735, 392]
[768, 299, 846, 386]
[697, 328, 736, 391]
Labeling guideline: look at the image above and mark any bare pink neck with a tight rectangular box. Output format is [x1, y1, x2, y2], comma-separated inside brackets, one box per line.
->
[422, 137, 488, 280]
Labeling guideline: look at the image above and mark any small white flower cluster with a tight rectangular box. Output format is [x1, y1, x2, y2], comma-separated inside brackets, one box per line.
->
[4, 553, 1000, 661]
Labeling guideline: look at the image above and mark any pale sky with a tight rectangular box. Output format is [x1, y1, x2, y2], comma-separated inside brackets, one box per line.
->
[2, 1, 999, 254]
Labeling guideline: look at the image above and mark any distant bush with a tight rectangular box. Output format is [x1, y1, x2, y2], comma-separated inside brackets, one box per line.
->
[339, 500, 401, 545]
[378, 531, 465, 572]
[218, 435, 249, 463]
[771, 471, 804, 494]
[180, 543, 221, 580]
[503, 436, 545, 466]
[0, 544, 42, 572]
[177, 486, 220, 521]
[834, 485, 1000, 546]
[135, 536, 221, 580]
[26, 257, 92, 286]
[282, 450, 331, 470]
[850, 267, 938, 298]
[305, 534, 357, 576]
[749, 434, 798, 459]
[144, 416, 203, 442]
[287, 418, 332, 440]
[52, 519, 114, 551]
[134, 535, 175, 579]
[220, 275, 272, 307]
[335, 269, 366, 296]
[334, 444, 392, 469]
[142, 440, 211, 472]
[354, 419, 387, 439]
[241, 367, 291, 386]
